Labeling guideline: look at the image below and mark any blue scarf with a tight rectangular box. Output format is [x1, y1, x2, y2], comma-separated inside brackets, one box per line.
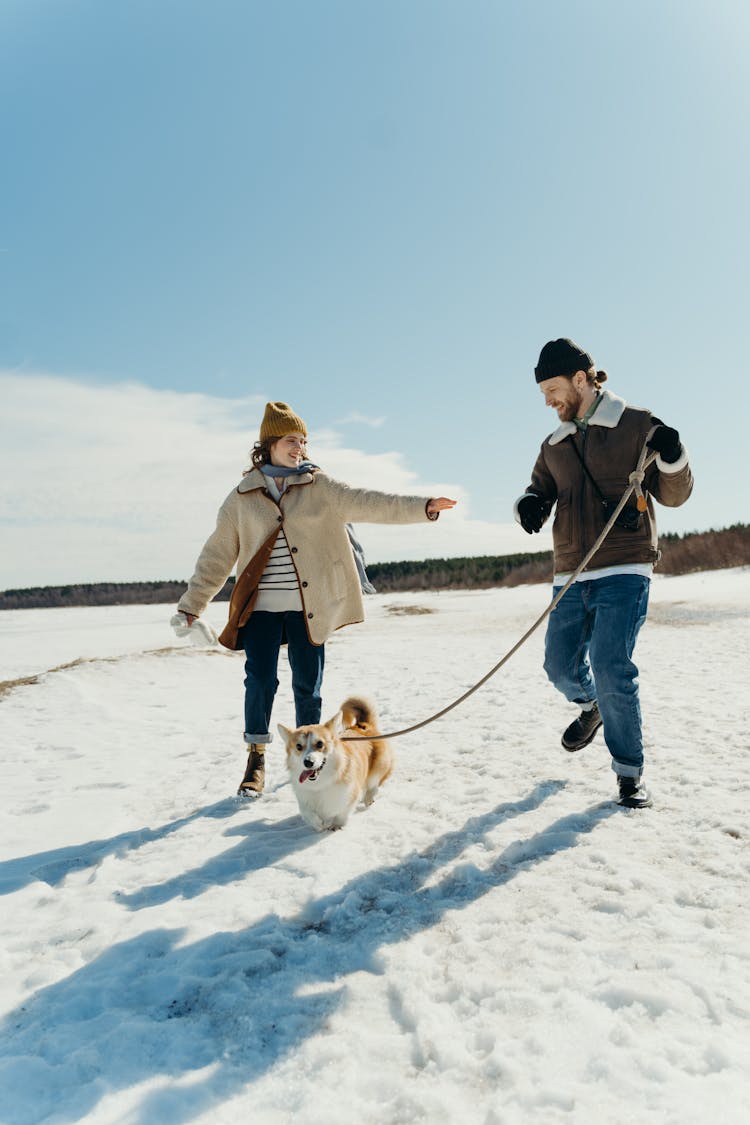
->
[260, 460, 319, 478]
[259, 461, 375, 595]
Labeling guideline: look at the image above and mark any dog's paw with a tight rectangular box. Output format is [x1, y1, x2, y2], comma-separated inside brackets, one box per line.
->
[302, 814, 328, 832]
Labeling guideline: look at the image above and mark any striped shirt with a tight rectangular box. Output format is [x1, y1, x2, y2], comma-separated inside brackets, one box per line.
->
[258, 529, 299, 593]
[255, 477, 304, 612]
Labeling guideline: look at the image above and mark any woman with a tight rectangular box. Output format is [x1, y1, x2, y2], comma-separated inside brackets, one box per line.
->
[175, 401, 456, 796]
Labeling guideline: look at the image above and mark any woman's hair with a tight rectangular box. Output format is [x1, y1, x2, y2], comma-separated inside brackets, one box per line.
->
[250, 438, 275, 468]
[586, 366, 608, 388]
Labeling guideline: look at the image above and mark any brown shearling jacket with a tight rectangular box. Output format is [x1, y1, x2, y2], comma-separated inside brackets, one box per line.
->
[517, 391, 693, 574]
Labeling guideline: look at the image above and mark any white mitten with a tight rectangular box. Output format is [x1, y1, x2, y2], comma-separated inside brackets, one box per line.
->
[190, 618, 219, 646]
[170, 613, 218, 646]
[170, 612, 191, 638]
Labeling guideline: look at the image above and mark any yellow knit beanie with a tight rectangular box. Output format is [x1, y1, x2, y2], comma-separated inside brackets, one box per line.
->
[259, 401, 307, 441]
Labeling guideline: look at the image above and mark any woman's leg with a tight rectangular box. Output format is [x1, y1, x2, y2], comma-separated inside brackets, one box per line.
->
[284, 611, 325, 726]
[241, 611, 284, 744]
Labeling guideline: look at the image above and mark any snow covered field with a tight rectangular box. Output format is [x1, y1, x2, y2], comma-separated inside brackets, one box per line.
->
[0, 570, 748, 1125]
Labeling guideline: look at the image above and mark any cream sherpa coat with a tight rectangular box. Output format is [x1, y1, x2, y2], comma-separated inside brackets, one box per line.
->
[178, 468, 436, 646]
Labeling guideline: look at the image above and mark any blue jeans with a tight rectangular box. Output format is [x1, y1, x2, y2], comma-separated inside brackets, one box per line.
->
[239, 611, 325, 744]
[543, 575, 650, 778]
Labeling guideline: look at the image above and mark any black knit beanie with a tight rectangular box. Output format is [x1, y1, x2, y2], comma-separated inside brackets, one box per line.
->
[534, 338, 594, 383]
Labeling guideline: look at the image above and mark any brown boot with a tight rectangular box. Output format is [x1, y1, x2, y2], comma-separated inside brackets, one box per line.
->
[238, 744, 266, 797]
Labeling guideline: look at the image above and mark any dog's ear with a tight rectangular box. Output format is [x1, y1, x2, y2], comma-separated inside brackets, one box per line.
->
[325, 710, 344, 735]
[277, 723, 293, 743]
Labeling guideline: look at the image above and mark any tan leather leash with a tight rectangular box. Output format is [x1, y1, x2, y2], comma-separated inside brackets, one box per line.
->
[342, 439, 658, 742]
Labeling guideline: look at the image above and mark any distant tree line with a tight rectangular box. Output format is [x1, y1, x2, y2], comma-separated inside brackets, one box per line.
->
[657, 523, 749, 574]
[0, 578, 234, 611]
[1, 524, 747, 610]
[367, 551, 554, 591]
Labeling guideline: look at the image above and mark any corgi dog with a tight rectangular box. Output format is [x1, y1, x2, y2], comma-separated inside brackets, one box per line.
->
[278, 697, 394, 831]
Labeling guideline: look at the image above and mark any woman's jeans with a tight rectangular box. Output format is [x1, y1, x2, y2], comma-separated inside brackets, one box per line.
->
[240, 611, 325, 744]
[543, 575, 650, 778]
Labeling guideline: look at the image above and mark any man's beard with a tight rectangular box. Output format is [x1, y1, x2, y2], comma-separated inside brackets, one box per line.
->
[555, 387, 584, 422]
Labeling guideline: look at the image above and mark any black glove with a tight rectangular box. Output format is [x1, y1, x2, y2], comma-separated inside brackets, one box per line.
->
[647, 424, 682, 463]
[517, 494, 549, 534]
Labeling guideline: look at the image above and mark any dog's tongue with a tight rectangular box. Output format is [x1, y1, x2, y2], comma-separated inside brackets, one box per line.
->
[299, 769, 315, 784]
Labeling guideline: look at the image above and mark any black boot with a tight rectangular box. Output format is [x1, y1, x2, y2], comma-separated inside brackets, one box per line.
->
[617, 775, 652, 809]
[238, 745, 265, 797]
[561, 702, 602, 751]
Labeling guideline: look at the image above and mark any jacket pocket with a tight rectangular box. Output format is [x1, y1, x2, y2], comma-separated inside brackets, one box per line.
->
[331, 560, 347, 602]
[553, 488, 573, 549]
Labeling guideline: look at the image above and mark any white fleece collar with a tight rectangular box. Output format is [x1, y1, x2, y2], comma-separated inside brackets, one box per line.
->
[237, 467, 315, 493]
[547, 390, 627, 445]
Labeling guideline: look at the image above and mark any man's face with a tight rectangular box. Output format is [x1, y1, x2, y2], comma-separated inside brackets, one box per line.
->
[538, 374, 584, 423]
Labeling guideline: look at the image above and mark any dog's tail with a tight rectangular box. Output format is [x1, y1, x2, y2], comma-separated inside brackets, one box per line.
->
[341, 696, 379, 732]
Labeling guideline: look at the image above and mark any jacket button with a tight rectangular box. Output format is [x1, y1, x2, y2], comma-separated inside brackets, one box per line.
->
[307, 612, 313, 619]
[302, 581, 308, 588]
[277, 515, 283, 523]
[291, 546, 298, 553]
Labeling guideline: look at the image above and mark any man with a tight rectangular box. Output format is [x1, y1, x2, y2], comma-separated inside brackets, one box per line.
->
[515, 338, 693, 808]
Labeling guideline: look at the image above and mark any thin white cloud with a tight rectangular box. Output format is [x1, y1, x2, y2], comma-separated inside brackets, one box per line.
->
[332, 411, 386, 428]
[0, 373, 547, 588]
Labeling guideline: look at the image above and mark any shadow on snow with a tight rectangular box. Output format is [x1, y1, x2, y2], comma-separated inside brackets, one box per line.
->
[0, 798, 243, 896]
[1, 780, 620, 1125]
[117, 809, 323, 910]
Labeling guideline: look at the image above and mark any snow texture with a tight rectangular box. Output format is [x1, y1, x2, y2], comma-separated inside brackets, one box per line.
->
[0, 570, 749, 1124]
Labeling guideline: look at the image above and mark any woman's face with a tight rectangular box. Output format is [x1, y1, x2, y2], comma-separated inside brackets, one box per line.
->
[270, 431, 307, 469]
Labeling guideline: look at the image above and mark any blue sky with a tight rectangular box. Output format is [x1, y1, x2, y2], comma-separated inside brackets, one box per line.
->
[1, 0, 747, 588]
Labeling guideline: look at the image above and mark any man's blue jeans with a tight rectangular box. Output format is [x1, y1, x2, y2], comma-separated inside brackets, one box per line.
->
[239, 611, 325, 744]
[543, 575, 650, 778]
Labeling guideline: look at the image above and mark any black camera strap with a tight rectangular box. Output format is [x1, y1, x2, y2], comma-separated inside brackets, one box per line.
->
[566, 435, 609, 507]
[566, 434, 645, 532]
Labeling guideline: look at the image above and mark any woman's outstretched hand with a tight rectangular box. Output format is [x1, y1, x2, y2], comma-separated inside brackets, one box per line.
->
[426, 497, 458, 516]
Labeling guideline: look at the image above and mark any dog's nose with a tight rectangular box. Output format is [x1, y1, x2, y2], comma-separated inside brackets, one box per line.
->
[303, 756, 315, 769]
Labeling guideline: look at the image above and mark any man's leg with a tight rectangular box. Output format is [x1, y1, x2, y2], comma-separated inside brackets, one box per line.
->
[544, 582, 603, 751]
[587, 575, 650, 780]
[544, 581, 597, 705]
